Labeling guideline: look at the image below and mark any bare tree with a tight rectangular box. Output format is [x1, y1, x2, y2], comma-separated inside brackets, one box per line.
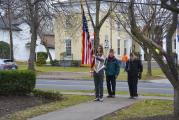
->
[161, 0, 179, 13]
[0, 0, 19, 61]
[18, 0, 54, 71]
[84, 0, 117, 50]
[38, 21, 54, 64]
[114, 0, 179, 116]
[136, 0, 171, 76]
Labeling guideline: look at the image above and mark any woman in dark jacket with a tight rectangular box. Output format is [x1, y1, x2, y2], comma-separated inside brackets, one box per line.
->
[105, 49, 120, 98]
[125, 53, 143, 99]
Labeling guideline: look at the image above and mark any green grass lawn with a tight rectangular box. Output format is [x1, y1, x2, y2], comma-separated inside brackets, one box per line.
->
[18, 62, 165, 80]
[0, 95, 93, 120]
[18, 65, 90, 72]
[101, 99, 173, 120]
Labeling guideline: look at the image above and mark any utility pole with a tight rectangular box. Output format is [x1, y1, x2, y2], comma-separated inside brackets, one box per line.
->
[7, 0, 14, 61]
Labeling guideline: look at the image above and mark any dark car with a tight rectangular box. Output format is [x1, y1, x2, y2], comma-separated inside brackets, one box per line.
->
[0, 59, 18, 70]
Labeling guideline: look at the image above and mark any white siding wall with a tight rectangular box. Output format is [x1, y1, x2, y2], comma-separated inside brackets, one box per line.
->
[0, 23, 55, 61]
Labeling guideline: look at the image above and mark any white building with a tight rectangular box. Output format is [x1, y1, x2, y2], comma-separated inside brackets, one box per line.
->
[0, 19, 55, 61]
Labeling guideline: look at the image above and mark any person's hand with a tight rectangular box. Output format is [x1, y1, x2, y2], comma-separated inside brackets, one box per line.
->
[138, 73, 142, 80]
[115, 75, 118, 79]
[93, 55, 96, 58]
[90, 70, 94, 77]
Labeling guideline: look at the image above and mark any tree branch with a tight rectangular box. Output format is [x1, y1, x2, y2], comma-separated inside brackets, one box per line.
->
[161, 0, 179, 13]
[85, 0, 95, 28]
[98, 3, 117, 28]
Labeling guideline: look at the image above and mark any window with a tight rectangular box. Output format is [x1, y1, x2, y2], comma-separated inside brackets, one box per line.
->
[65, 15, 72, 28]
[104, 35, 109, 49]
[65, 39, 71, 56]
[116, 21, 120, 31]
[117, 39, 120, 55]
[124, 40, 127, 54]
[174, 39, 176, 50]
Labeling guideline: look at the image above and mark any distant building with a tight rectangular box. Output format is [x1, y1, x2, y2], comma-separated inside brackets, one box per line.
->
[54, 1, 132, 65]
[0, 18, 55, 61]
[54, 1, 179, 65]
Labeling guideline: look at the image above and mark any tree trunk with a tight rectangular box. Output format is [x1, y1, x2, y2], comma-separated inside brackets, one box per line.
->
[28, 26, 37, 71]
[144, 47, 152, 76]
[174, 88, 179, 116]
[146, 52, 152, 76]
[9, 23, 14, 61]
[94, 28, 100, 51]
[8, 1, 14, 61]
[44, 44, 53, 64]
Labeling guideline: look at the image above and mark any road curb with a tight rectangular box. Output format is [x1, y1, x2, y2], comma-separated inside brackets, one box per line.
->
[37, 76, 151, 83]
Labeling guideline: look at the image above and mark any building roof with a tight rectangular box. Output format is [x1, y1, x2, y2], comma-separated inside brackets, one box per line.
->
[42, 34, 55, 49]
[0, 17, 22, 31]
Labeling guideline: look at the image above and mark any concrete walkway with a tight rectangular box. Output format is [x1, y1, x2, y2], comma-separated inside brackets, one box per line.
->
[30, 96, 137, 120]
[29, 92, 173, 120]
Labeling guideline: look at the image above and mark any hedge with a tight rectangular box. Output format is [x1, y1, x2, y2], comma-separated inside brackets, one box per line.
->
[0, 70, 36, 95]
[0, 41, 10, 59]
[37, 52, 48, 60]
[36, 52, 48, 66]
[36, 55, 46, 66]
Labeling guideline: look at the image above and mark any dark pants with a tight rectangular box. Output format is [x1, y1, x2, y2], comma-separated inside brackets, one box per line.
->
[106, 75, 116, 96]
[128, 74, 138, 97]
[93, 71, 104, 98]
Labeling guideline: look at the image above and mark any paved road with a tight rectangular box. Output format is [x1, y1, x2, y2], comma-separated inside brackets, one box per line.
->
[36, 79, 174, 94]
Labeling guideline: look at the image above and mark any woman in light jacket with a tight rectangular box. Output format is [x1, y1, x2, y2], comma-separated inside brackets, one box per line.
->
[91, 45, 105, 102]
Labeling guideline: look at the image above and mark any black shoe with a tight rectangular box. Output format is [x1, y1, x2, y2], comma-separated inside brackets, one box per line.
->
[129, 96, 135, 99]
[111, 95, 115, 98]
[94, 98, 99, 101]
[99, 98, 104, 102]
[134, 94, 138, 97]
[107, 95, 112, 98]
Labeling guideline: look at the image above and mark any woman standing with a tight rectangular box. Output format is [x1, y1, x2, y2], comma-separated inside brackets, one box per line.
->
[105, 49, 120, 98]
[125, 53, 143, 99]
[91, 45, 105, 102]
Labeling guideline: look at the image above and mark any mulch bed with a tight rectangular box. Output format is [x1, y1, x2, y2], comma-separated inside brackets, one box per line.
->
[129, 115, 179, 120]
[0, 95, 53, 117]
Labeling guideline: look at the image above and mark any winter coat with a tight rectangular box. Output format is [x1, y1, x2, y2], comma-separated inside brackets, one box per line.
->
[105, 57, 120, 76]
[125, 59, 143, 78]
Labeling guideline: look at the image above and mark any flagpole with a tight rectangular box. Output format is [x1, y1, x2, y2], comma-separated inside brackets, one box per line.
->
[81, 0, 84, 66]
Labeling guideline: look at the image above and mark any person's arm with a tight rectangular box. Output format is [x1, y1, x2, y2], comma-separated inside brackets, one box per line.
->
[115, 59, 120, 76]
[95, 55, 105, 62]
[138, 60, 143, 73]
[125, 61, 129, 72]
[138, 60, 143, 79]
[91, 57, 95, 69]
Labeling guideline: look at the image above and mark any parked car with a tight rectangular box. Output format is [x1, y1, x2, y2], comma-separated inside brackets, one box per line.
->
[0, 59, 18, 70]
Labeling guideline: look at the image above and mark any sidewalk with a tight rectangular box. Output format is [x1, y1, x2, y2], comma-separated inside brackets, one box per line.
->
[29, 96, 137, 120]
[148, 79, 170, 84]
[29, 93, 173, 120]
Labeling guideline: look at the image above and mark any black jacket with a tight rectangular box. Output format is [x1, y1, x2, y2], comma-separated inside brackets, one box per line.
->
[125, 59, 143, 77]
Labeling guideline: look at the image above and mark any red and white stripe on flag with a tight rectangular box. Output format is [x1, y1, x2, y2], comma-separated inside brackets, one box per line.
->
[82, 32, 93, 65]
[81, 11, 93, 65]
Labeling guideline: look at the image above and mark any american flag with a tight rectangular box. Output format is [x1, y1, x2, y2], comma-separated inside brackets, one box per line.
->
[81, 11, 93, 65]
